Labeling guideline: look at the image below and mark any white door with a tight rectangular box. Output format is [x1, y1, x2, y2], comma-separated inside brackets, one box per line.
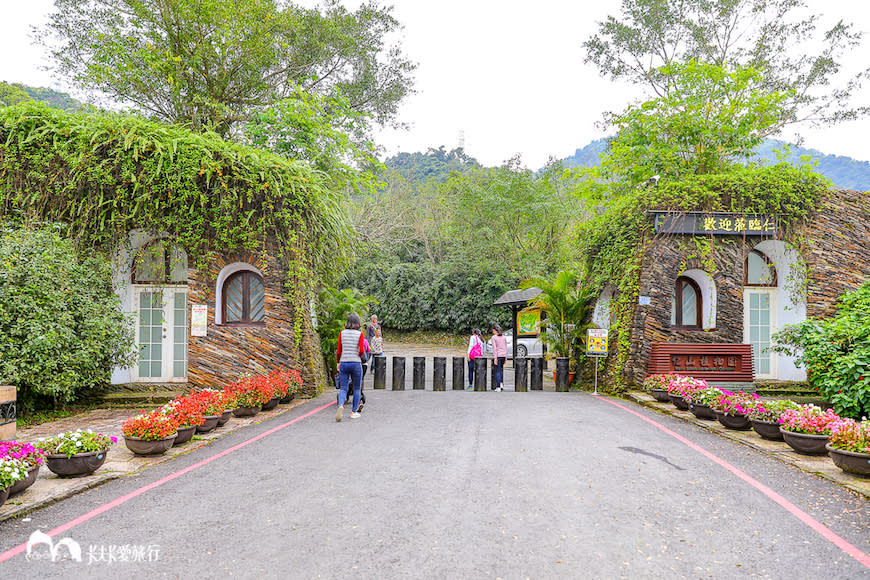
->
[133, 287, 188, 382]
[744, 289, 776, 379]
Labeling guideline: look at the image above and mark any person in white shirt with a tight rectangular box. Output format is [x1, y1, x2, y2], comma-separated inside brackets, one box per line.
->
[466, 328, 484, 389]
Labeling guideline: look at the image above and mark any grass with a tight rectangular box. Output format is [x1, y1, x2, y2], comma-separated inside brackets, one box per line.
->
[383, 329, 467, 347]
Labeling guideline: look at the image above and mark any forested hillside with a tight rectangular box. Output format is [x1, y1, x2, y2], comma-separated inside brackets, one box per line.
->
[0, 81, 85, 111]
[562, 138, 870, 190]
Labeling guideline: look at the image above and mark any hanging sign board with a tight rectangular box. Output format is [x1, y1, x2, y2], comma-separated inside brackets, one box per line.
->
[653, 212, 776, 235]
[517, 309, 541, 337]
[586, 328, 608, 357]
[191, 304, 208, 337]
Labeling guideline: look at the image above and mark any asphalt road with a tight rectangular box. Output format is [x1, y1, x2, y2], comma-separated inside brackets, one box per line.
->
[1, 390, 869, 579]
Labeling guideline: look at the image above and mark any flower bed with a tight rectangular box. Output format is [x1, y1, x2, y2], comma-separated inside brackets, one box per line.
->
[829, 419, 870, 454]
[122, 412, 180, 441]
[0, 440, 46, 469]
[746, 399, 800, 423]
[711, 391, 759, 415]
[778, 405, 841, 435]
[0, 458, 29, 491]
[38, 430, 117, 457]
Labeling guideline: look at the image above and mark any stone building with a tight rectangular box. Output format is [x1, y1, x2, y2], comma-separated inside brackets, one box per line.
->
[591, 188, 870, 387]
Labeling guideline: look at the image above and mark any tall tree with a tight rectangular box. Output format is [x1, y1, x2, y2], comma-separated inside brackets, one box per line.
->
[39, 0, 416, 137]
[583, 0, 869, 134]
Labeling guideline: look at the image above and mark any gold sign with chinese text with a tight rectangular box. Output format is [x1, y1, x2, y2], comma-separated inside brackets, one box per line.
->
[653, 212, 776, 235]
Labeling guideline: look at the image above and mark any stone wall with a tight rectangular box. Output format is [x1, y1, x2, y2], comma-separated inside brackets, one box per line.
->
[186, 249, 327, 396]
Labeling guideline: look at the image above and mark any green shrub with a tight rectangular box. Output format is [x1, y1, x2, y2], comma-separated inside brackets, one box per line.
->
[0, 225, 135, 410]
[773, 281, 870, 419]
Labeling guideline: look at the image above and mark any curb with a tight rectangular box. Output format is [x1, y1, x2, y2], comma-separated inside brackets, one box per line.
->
[0, 399, 309, 523]
[625, 391, 870, 500]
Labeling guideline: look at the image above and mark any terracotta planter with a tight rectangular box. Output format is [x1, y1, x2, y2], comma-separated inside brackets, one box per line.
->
[261, 397, 280, 411]
[216, 410, 233, 426]
[751, 419, 784, 441]
[124, 434, 177, 456]
[173, 425, 196, 446]
[689, 403, 717, 420]
[0, 486, 9, 508]
[9, 464, 40, 495]
[197, 415, 220, 433]
[279, 392, 296, 404]
[826, 444, 870, 477]
[649, 388, 671, 403]
[781, 430, 830, 455]
[46, 450, 109, 477]
[715, 411, 752, 430]
[669, 394, 689, 410]
[232, 405, 261, 418]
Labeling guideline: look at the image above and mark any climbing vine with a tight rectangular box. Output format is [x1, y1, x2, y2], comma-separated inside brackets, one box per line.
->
[577, 163, 829, 392]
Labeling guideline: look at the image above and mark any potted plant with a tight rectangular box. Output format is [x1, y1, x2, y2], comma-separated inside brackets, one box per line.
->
[522, 271, 596, 392]
[826, 419, 870, 476]
[684, 386, 722, 420]
[710, 391, 760, 430]
[665, 375, 705, 410]
[643, 374, 675, 402]
[188, 389, 226, 433]
[778, 404, 841, 455]
[279, 369, 303, 403]
[225, 375, 273, 417]
[122, 412, 180, 455]
[746, 399, 799, 440]
[0, 440, 47, 495]
[39, 429, 116, 477]
[160, 396, 204, 445]
[0, 458, 29, 507]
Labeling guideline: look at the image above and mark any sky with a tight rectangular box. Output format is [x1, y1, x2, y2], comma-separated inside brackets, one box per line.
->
[2, 0, 869, 169]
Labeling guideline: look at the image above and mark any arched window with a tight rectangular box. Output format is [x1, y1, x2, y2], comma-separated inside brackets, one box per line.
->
[222, 271, 265, 325]
[745, 249, 777, 286]
[671, 276, 701, 328]
[133, 239, 188, 284]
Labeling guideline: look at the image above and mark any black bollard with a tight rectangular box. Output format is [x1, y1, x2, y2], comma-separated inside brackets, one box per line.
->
[452, 357, 465, 390]
[473, 358, 487, 391]
[531, 358, 543, 390]
[413, 356, 426, 390]
[515, 358, 528, 392]
[491, 358, 499, 391]
[555, 357, 569, 392]
[372, 356, 386, 390]
[392, 356, 406, 391]
[433, 357, 446, 391]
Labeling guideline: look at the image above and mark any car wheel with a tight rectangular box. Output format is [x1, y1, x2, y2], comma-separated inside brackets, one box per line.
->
[517, 344, 528, 358]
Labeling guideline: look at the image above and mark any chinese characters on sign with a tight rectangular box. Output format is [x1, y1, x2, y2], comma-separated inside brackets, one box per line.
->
[190, 304, 207, 337]
[586, 328, 608, 357]
[653, 212, 777, 235]
[671, 354, 738, 372]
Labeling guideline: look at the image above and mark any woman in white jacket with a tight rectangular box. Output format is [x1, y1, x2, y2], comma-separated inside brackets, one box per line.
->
[466, 328, 484, 390]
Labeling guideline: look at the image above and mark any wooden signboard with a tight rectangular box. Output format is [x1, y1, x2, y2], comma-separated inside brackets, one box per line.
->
[648, 343, 754, 382]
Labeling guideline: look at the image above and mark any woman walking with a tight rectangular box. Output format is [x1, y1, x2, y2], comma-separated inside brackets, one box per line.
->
[336, 313, 366, 421]
[490, 324, 508, 391]
[466, 328, 484, 389]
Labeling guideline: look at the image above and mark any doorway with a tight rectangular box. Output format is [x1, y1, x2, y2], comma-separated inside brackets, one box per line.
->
[132, 286, 188, 382]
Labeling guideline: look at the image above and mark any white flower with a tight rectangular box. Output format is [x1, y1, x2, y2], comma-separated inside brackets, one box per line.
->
[75, 441, 82, 447]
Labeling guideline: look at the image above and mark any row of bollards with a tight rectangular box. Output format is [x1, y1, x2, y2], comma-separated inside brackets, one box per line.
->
[370, 356, 545, 391]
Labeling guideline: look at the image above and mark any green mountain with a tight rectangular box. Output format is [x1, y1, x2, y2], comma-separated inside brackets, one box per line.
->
[385, 146, 481, 183]
[561, 138, 870, 191]
[0, 81, 86, 112]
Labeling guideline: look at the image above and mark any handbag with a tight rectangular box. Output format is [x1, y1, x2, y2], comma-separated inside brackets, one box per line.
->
[359, 333, 371, 363]
[469, 342, 482, 360]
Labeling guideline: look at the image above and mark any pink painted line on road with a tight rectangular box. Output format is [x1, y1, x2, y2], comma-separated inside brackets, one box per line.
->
[600, 396, 870, 570]
[0, 400, 336, 564]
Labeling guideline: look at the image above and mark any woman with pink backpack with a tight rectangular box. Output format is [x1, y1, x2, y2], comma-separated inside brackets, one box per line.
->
[466, 328, 484, 390]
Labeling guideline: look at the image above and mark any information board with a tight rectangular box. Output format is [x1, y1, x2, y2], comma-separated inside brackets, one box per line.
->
[586, 328, 608, 357]
[191, 304, 208, 337]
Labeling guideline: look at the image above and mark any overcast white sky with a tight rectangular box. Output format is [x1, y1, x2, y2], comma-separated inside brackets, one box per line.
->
[2, 0, 869, 168]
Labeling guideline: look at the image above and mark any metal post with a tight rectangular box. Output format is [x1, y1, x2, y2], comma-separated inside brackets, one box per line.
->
[433, 357, 446, 391]
[392, 356, 405, 391]
[452, 357, 465, 390]
[372, 357, 386, 390]
[530, 358, 543, 390]
[593, 357, 599, 395]
[515, 358, 528, 392]
[473, 358, 487, 391]
[413, 356, 425, 390]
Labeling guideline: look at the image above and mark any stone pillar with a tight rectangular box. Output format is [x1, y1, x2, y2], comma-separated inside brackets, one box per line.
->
[433, 357, 446, 391]
[392, 357, 406, 391]
[473, 358, 487, 391]
[452, 357, 465, 390]
[515, 358, 528, 392]
[530, 358, 543, 390]
[412, 357, 426, 390]
[372, 357, 386, 390]
[0, 386, 16, 441]
[555, 357, 570, 392]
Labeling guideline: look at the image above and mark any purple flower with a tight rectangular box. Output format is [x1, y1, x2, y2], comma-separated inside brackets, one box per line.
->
[110, 436, 118, 444]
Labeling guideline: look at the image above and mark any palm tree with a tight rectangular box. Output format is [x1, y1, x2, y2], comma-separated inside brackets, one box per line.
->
[521, 271, 596, 362]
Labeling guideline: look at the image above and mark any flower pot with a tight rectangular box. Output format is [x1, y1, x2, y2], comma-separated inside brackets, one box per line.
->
[668, 394, 689, 410]
[173, 425, 196, 446]
[232, 405, 261, 418]
[689, 403, 717, 420]
[649, 388, 670, 403]
[715, 411, 752, 430]
[261, 397, 280, 411]
[0, 486, 9, 508]
[216, 410, 233, 426]
[124, 434, 177, 456]
[46, 450, 109, 477]
[9, 464, 40, 496]
[781, 430, 830, 455]
[751, 419, 784, 441]
[197, 415, 220, 433]
[826, 444, 870, 477]
[279, 392, 296, 404]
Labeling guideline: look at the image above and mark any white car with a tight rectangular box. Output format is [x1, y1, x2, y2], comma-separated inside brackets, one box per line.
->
[486, 329, 543, 358]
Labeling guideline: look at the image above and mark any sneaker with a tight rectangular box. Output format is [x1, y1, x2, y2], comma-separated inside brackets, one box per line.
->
[466, 385, 473, 390]
[335, 406, 343, 422]
[495, 387, 503, 392]
[351, 412, 361, 419]
[357, 401, 365, 413]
